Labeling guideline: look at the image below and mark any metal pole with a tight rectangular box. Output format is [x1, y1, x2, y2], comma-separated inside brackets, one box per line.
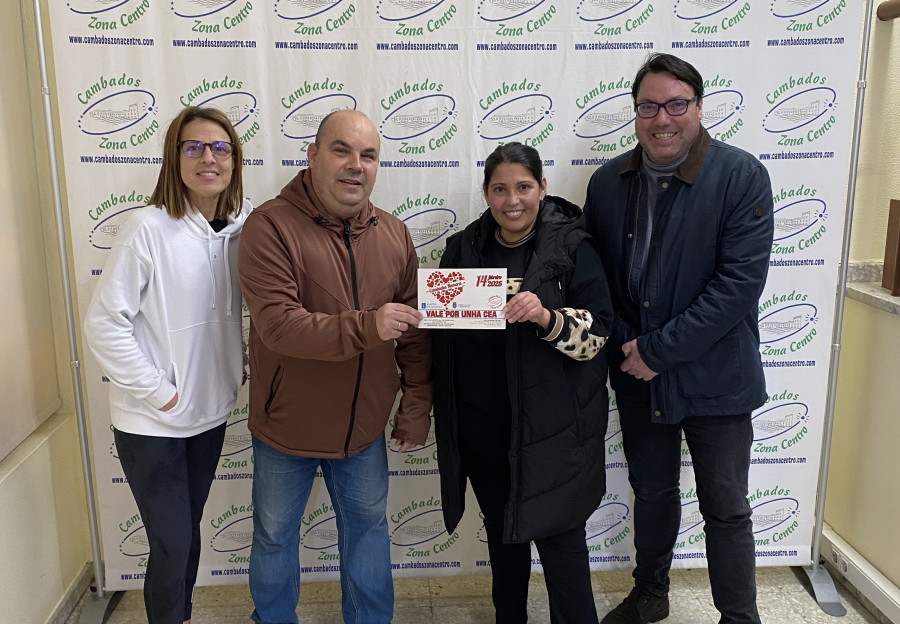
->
[27, 0, 120, 619]
[803, 0, 875, 616]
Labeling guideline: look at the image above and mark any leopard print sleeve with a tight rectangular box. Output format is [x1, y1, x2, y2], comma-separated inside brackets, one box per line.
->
[540, 307, 607, 361]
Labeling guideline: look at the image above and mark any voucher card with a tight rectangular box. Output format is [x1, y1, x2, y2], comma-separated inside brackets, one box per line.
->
[417, 268, 507, 329]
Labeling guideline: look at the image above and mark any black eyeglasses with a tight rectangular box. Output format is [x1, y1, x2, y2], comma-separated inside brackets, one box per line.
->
[635, 96, 698, 119]
[178, 140, 235, 159]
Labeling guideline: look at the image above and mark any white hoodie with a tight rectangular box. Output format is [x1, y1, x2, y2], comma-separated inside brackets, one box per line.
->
[84, 200, 251, 437]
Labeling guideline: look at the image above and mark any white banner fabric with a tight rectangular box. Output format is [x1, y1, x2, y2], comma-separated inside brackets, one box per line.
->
[46, 0, 862, 590]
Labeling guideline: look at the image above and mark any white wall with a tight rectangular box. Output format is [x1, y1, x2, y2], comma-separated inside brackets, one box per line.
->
[0, 1, 91, 622]
[824, 7, 900, 594]
[846, 11, 900, 262]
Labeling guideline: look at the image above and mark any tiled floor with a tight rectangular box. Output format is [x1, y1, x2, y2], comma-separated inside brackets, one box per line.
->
[67, 566, 883, 623]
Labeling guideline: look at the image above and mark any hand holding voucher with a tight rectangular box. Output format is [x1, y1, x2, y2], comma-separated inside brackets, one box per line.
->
[376, 302, 423, 341]
[503, 291, 550, 329]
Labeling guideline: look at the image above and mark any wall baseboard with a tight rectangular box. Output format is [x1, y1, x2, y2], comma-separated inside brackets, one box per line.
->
[47, 563, 92, 624]
[821, 525, 900, 624]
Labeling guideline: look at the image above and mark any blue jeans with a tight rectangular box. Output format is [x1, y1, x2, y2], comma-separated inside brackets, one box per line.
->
[617, 394, 760, 624]
[249, 435, 393, 624]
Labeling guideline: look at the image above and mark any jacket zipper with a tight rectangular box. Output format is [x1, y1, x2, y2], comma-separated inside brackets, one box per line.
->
[342, 221, 364, 457]
[264, 365, 284, 423]
[626, 173, 642, 303]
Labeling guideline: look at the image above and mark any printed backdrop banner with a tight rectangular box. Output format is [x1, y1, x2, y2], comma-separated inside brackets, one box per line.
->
[47, 0, 862, 590]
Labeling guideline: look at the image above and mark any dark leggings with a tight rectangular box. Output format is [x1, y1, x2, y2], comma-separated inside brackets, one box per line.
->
[459, 409, 598, 624]
[114, 422, 226, 624]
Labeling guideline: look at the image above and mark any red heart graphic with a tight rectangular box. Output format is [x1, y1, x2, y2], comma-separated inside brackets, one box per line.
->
[426, 271, 465, 307]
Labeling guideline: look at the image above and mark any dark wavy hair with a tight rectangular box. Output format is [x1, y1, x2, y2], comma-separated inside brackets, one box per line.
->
[631, 53, 704, 101]
[482, 142, 543, 191]
[148, 106, 243, 220]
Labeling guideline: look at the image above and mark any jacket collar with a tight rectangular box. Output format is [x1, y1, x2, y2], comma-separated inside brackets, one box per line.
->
[619, 125, 711, 185]
[461, 197, 582, 285]
[468, 196, 579, 252]
[280, 168, 378, 237]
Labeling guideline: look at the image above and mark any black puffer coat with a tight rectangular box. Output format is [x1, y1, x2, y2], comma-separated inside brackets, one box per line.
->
[433, 196, 613, 543]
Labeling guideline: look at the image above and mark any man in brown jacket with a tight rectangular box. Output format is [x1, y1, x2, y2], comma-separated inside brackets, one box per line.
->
[238, 109, 431, 624]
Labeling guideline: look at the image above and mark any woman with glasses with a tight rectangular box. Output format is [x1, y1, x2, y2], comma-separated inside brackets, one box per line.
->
[84, 106, 250, 624]
[433, 142, 614, 623]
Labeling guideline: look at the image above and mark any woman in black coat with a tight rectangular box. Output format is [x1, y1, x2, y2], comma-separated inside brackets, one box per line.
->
[433, 142, 614, 623]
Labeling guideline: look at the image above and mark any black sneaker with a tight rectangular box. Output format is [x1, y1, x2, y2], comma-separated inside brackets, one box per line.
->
[600, 587, 670, 623]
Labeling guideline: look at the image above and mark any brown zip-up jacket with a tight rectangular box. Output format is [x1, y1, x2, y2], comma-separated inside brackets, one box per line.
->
[238, 169, 432, 457]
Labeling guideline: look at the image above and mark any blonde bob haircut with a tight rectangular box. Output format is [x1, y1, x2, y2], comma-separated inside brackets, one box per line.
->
[148, 106, 244, 220]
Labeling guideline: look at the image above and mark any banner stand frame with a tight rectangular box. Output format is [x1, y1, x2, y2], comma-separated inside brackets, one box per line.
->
[801, 0, 875, 616]
[27, 0, 123, 621]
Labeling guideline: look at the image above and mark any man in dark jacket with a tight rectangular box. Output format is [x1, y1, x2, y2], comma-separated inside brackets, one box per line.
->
[584, 54, 774, 624]
[238, 110, 432, 624]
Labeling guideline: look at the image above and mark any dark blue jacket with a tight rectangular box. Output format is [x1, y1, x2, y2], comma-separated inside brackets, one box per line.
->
[584, 127, 774, 423]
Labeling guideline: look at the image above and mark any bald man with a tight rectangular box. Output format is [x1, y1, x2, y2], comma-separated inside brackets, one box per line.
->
[238, 110, 432, 624]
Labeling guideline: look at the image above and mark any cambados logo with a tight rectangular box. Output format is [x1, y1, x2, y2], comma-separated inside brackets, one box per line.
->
[280, 80, 353, 148]
[577, 0, 645, 22]
[586, 496, 630, 544]
[752, 397, 811, 453]
[477, 0, 559, 37]
[674, 0, 750, 27]
[171, 0, 239, 18]
[118, 514, 149, 558]
[392, 193, 457, 258]
[221, 416, 252, 460]
[404, 208, 458, 252]
[274, 0, 344, 20]
[757, 291, 819, 356]
[478, 0, 550, 22]
[68, 0, 150, 29]
[78, 75, 159, 151]
[749, 494, 800, 545]
[171, 0, 254, 32]
[90, 205, 143, 250]
[765, 88, 837, 133]
[772, 0, 834, 18]
[771, 0, 846, 29]
[701, 85, 745, 143]
[772, 192, 828, 254]
[209, 504, 253, 553]
[390, 497, 458, 557]
[379, 79, 457, 156]
[300, 502, 339, 553]
[391, 507, 445, 547]
[377, 0, 454, 24]
[576, 0, 654, 34]
[89, 189, 148, 223]
[180, 77, 261, 146]
[478, 79, 554, 147]
[275, 0, 356, 34]
[68, 0, 131, 14]
[573, 77, 635, 156]
[764, 75, 836, 147]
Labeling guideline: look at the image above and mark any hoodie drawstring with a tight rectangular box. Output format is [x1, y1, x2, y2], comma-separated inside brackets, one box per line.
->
[223, 232, 233, 316]
[186, 206, 236, 315]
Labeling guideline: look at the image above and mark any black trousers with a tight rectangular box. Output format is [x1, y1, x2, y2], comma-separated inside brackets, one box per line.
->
[616, 394, 761, 624]
[459, 407, 598, 624]
[114, 422, 226, 624]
